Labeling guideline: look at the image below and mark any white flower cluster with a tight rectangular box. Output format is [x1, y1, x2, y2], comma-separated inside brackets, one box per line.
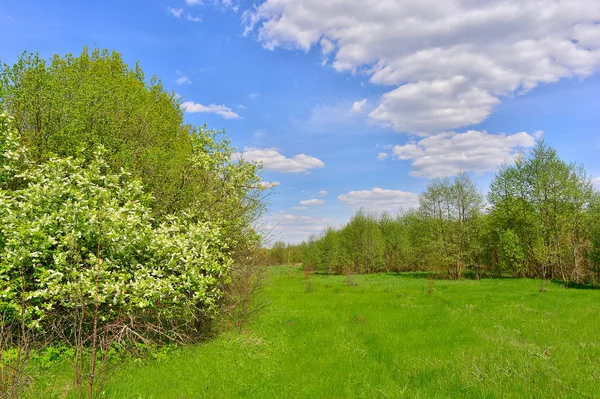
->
[0, 114, 231, 330]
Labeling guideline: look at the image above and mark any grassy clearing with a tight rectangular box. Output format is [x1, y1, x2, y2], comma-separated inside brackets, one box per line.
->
[33, 267, 600, 398]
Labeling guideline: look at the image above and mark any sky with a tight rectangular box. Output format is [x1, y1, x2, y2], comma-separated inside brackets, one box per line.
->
[2, 0, 600, 243]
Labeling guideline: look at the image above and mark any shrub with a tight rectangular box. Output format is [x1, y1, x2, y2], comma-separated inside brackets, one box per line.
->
[0, 112, 231, 343]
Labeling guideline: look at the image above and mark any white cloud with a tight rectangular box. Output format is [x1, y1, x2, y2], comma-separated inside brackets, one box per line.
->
[392, 130, 536, 178]
[167, 7, 184, 18]
[350, 99, 367, 114]
[175, 71, 192, 85]
[369, 78, 500, 135]
[237, 147, 325, 173]
[167, 6, 201, 22]
[318, 190, 328, 196]
[377, 152, 388, 161]
[244, 0, 600, 134]
[248, 93, 260, 100]
[256, 181, 280, 188]
[264, 213, 330, 243]
[592, 177, 600, 188]
[181, 101, 240, 119]
[338, 188, 419, 213]
[185, 0, 202, 5]
[299, 199, 325, 206]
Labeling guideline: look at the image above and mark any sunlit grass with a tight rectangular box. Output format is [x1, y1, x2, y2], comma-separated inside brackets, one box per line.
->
[33, 266, 600, 398]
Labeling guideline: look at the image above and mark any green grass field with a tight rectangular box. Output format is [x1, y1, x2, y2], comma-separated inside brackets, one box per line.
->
[33, 266, 600, 398]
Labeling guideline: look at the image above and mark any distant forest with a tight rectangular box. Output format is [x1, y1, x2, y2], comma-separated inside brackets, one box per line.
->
[265, 141, 600, 284]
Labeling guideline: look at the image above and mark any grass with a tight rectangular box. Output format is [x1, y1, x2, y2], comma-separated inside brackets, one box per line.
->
[31, 266, 600, 398]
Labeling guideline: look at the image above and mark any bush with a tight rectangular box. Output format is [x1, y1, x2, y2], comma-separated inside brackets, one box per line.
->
[1, 112, 231, 345]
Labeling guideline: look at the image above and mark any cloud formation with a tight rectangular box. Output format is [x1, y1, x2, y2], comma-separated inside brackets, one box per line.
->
[390, 130, 536, 178]
[237, 147, 325, 173]
[299, 199, 325, 205]
[338, 188, 419, 213]
[181, 101, 240, 119]
[244, 0, 600, 134]
[167, 6, 201, 22]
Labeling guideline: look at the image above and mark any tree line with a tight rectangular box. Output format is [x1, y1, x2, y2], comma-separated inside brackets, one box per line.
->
[269, 141, 600, 284]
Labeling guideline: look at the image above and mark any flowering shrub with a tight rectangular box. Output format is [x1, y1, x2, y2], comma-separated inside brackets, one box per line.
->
[0, 112, 231, 338]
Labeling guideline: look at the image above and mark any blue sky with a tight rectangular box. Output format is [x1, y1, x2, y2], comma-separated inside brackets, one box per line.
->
[2, 0, 600, 243]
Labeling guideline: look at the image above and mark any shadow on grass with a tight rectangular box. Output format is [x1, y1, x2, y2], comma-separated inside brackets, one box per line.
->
[555, 280, 600, 290]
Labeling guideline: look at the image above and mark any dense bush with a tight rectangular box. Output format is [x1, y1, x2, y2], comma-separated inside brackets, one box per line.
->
[0, 47, 270, 395]
[0, 112, 230, 337]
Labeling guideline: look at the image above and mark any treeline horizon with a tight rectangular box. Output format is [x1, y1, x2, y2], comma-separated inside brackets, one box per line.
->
[266, 140, 600, 284]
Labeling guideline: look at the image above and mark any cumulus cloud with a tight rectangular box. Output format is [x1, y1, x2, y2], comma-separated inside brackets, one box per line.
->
[392, 130, 536, 178]
[377, 152, 388, 161]
[299, 199, 325, 206]
[264, 213, 330, 243]
[318, 190, 328, 196]
[338, 188, 419, 213]
[244, 0, 600, 134]
[237, 147, 325, 173]
[350, 99, 367, 113]
[181, 101, 240, 119]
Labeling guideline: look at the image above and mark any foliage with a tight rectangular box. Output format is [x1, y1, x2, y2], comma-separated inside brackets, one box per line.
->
[0, 143, 231, 331]
[0, 47, 268, 257]
[0, 47, 270, 396]
[0, 109, 236, 396]
[488, 140, 596, 282]
[497, 229, 526, 276]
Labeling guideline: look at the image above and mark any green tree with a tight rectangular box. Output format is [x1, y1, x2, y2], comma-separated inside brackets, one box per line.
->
[488, 140, 595, 281]
[497, 229, 526, 276]
[0, 47, 267, 257]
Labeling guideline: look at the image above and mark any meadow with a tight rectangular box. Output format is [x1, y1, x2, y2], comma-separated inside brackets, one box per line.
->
[32, 266, 600, 398]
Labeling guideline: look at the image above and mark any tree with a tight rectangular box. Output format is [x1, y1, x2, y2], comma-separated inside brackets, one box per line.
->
[488, 140, 596, 281]
[419, 173, 484, 278]
[0, 47, 267, 258]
